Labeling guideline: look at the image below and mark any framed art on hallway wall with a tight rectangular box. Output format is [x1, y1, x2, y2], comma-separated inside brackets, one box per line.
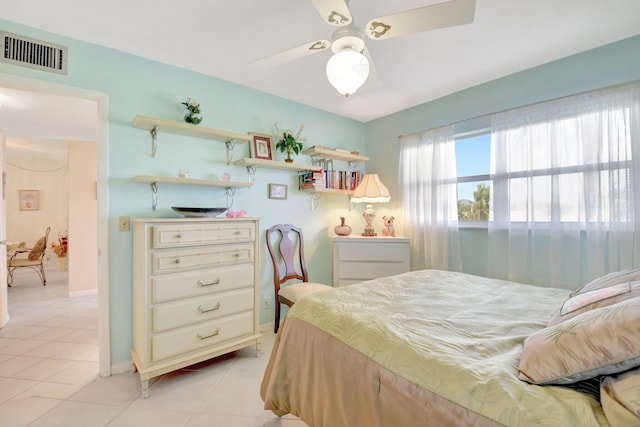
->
[19, 190, 40, 211]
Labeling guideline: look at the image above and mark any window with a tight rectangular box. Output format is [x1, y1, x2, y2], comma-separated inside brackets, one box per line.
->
[491, 106, 634, 225]
[400, 81, 639, 285]
[455, 132, 491, 223]
[454, 105, 634, 226]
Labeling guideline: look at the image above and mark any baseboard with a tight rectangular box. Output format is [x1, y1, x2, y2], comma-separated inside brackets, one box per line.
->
[260, 322, 274, 334]
[69, 289, 97, 297]
[110, 361, 132, 376]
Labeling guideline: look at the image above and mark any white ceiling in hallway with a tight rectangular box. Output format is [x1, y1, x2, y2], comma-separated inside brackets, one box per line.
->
[0, 88, 97, 141]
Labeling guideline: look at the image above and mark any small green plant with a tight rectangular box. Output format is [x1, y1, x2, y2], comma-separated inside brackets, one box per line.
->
[275, 123, 306, 161]
[181, 98, 202, 124]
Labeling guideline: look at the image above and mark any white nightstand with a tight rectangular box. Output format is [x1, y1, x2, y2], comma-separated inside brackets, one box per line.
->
[332, 235, 411, 287]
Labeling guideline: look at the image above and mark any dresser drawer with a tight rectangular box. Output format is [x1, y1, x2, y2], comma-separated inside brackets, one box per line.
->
[332, 236, 411, 287]
[336, 242, 410, 262]
[338, 261, 410, 282]
[152, 288, 254, 333]
[151, 264, 253, 304]
[152, 243, 253, 274]
[151, 312, 253, 362]
[153, 222, 255, 248]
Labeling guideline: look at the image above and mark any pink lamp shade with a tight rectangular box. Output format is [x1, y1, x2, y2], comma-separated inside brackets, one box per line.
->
[351, 174, 390, 203]
[351, 174, 390, 236]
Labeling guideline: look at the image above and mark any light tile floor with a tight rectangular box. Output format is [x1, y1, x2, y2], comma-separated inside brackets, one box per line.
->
[0, 268, 308, 427]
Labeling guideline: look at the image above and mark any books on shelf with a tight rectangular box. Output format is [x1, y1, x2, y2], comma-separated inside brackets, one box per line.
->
[298, 169, 362, 191]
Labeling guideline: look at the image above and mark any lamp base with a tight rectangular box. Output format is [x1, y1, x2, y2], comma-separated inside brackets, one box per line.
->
[361, 204, 377, 237]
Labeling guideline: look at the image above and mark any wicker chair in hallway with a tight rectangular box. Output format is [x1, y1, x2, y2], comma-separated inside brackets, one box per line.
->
[7, 226, 51, 287]
[266, 224, 332, 333]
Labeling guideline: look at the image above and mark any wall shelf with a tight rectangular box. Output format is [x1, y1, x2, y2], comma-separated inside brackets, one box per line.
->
[133, 115, 251, 143]
[233, 158, 321, 181]
[233, 157, 322, 172]
[133, 175, 252, 188]
[132, 115, 250, 161]
[300, 145, 369, 210]
[133, 175, 252, 210]
[301, 187, 354, 196]
[302, 145, 369, 165]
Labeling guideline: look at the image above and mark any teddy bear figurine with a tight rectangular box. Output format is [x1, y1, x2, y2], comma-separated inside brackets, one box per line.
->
[382, 216, 395, 237]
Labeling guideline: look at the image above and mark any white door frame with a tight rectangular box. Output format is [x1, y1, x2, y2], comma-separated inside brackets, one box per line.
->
[0, 131, 7, 328]
[0, 74, 110, 376]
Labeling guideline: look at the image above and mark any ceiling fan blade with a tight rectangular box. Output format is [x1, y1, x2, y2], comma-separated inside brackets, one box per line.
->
[250, 40, 330, 68]
[362, 48, 381, 90]
[365, 0, 476, 41]
[309, 0, 352, 26]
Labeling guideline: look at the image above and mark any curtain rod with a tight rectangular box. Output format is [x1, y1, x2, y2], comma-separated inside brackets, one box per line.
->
[396, 79, 640, 140]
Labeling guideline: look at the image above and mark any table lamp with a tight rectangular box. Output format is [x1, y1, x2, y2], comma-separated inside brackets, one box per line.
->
[351, 173, 390, 236]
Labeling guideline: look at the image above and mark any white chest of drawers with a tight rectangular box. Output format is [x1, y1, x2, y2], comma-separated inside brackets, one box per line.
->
[332, 235, 411, 287]
[131, 218, 262, 397]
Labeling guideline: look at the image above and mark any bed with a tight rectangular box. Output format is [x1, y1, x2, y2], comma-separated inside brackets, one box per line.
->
[260, 269, 640, 427]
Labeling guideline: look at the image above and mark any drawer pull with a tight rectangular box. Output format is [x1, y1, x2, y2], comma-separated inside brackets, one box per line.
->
[197, 303, 221, 313]
[174, 258, 181, 264]
[233, 231, 241, 235]
[233, 253, 240, 258]
[198, 328, 221, 340]
[197, 278, 220, 287]
[175, 234, 182, 239]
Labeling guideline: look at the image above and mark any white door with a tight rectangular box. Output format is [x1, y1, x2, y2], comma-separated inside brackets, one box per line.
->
[0, 131, 8, 327]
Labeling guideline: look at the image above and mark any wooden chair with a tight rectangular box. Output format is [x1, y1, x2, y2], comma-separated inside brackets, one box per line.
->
[266, 224, 332, 333]
[7, 226, 51, 287]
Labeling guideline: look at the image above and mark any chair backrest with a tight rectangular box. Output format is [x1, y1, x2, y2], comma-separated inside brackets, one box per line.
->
[266, 224, 309, 294]
[28, 226, 51, 261]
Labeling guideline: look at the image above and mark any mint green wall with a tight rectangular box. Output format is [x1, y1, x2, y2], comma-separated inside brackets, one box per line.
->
[0, 20, 369, 369]
[365, 35, 640, 279]
[3, 17, 640, 370]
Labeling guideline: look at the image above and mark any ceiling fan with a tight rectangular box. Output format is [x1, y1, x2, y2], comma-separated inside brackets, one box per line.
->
[252, 0, 476, 97]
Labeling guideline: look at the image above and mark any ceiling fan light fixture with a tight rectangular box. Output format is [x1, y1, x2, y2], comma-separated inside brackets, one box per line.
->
[326, 48, 370, 97]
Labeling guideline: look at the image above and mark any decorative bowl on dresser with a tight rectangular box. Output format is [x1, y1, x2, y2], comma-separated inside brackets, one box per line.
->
[171, 206, 228, 218]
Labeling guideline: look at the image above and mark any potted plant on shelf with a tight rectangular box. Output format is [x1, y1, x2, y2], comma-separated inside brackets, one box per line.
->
[275, 122, 306, 163]
[181, 97, 202, 125]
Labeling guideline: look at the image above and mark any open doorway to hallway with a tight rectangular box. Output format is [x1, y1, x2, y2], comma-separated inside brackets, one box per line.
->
[0, 78, 110, 376]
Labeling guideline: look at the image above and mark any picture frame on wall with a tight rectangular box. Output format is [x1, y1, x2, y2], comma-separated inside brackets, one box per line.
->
[268, 183, 287, 200]
[249, 132, 273, 161]
[19, 190, 40, 211]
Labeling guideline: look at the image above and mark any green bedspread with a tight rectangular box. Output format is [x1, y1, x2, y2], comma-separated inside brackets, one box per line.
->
[287, 269, 609, 426]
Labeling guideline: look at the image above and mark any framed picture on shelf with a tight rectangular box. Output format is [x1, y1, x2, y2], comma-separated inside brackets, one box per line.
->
[249, 132, 273, 161]
[19, 190, 40, 211]
[268, 183, 288, 200]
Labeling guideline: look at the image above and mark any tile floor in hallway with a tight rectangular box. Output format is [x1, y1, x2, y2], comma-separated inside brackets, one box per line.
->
[0, 267, 308, 427]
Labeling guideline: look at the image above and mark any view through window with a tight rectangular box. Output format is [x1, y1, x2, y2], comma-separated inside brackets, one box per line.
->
[455, 132, 491, 222]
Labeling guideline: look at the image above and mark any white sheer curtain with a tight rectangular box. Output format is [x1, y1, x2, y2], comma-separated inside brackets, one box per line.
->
[488, 82, 640, 288]
[399, 125, 462, 271]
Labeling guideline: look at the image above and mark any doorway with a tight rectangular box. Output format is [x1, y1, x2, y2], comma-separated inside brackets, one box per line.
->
[0, 75, 110, 376]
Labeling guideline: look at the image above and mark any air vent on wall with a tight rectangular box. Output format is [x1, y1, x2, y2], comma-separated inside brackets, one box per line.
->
[1, 31, 67, 75]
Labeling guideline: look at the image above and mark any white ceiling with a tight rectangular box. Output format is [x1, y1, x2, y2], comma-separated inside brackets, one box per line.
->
[1, 0, 640, 127]
[0, 87, 97, 159]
